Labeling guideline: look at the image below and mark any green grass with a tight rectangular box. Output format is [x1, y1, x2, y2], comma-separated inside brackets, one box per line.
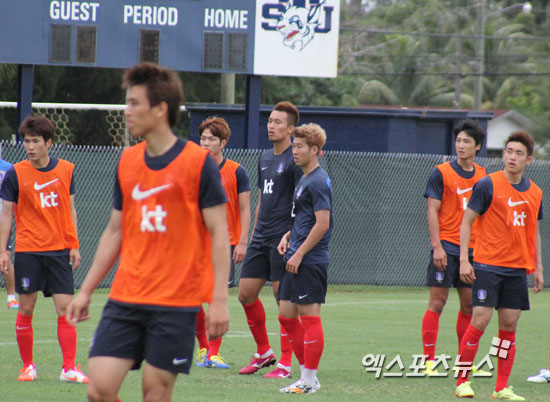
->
[0, 286, 549, 401]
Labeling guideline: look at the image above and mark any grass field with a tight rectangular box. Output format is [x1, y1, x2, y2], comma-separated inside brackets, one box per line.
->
[0, 285, 549, 401]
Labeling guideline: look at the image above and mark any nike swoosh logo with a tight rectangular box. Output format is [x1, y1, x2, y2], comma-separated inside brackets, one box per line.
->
[304, 340, 317, 344]
[456, 187, 473, 195]
[34, 178, 59, 190]
[61, 374, 78, 381]
[131, 184, 172, 201]
[424, 343, 435, 347]
[261, 166, 268, 170]
[172, 358, 188, 365]
[16, 326, 29, 330]
[298, 294, 308, 300]
[466, 342, 478, 347]
[508, 198, 528, 207]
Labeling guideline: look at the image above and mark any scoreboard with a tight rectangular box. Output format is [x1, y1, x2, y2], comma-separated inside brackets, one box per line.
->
[0, 0, 340, 78]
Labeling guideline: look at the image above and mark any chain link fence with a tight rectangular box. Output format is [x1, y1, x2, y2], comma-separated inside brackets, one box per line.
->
[0, 141, 548, 288]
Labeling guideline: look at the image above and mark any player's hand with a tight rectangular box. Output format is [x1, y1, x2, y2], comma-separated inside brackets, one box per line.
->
[432, 246, 447, 271]
[233, 243, 247, 264]
[459, 260, 475, 285]
[66, 293, 91, 327]
[0, 252, 10, 274]
[206, 300, 229, 340]
[533, 267, 544, 294]
[286, 253, 303, 274]
[69, 249, 81, 271]
[278, 235, 290, 255]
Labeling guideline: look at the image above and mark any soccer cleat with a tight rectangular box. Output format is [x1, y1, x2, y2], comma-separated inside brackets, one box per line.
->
[7, 299, 19, 309]
[60, 364, 89, 384]
[472, 365, 492, 377]
[422, 360, 439, 375]
[280, 378, 321, 394]
[238, 352, 276, 375]
[527, 368, 550, 383]
[492, 386, 525, 401]
[18, 364, 37, 381]
[263, 363, 291, 378]
[196, 348, 208, 367]
[455, 381, 475, 398]
[207, 353, 230, 369]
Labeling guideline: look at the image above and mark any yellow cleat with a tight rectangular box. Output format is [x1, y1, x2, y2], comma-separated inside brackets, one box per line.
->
[196, 348, 208, 367]
[471, 365, 492, 377]
[492, 386, 525, 401]
[455, 381, 474, 398]
[422, 360, 439, 376]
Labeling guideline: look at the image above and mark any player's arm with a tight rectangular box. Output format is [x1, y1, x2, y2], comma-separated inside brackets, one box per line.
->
[278, 230, 291, 255]
[249, 188, 261, 238]
[533, 223, 543, 293]
[66, 209, 123, 326]
[427, 197, 446, 271]
[459, 208, 478, 285]
[68, 194, 81, 270]
[286, 209, 330, 274]
[0, 200, 14, 274]
[202, 203, 230, 340]
[233, 190, 251, 264]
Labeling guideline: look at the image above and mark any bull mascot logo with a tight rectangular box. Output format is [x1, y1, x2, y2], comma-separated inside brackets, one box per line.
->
[276, 0, 326, 50]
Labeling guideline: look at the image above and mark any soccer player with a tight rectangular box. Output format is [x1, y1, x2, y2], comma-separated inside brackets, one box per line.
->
[0, 115, 87, 383]
[195, 116, 251, 369]
[66, 63, 230, 402]
[277, 123, 332, 394]
[0, 158, 18, 309]
[454, 131, 543, 400]
[238, 101, 303, 378]
[421, 120, 486, 375]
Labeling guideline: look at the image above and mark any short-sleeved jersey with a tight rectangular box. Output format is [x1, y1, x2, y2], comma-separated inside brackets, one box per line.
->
[254, 146, 303, 241]
[219, 158, 250, 246]
[470, 171, 542, 273]
[0, 159, 13, 214]
[424, 161, 486, 249]
[286, 166, 333, 265]
[109, 140, 226, 308]
[0, 158, 78, 252]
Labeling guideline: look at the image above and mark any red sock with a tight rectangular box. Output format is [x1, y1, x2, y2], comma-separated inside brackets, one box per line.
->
[279, 315, 304, 365]
[209, 337, 222, 356]
[279, 323, 293, 367]
[456, 311, 472, 348]
[421, 309, 440, 360]
[243, 298, 270, 355]
[495, 329, 516, 392]
[195, 306, 209, 350]
[301, 316, 324, 370]
[16, 313, 34, 367]
[58, 315, 77, 370]
[456, 324, 484, 385]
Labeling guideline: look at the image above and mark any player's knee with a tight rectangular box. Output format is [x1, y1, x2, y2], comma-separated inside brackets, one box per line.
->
[86, 384, 114, 402]
[428, 300, 446, 314]
[238, 291, 254, 305]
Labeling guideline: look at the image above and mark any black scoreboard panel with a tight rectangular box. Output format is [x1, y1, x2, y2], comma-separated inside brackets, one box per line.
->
[0, 0, 255, 73]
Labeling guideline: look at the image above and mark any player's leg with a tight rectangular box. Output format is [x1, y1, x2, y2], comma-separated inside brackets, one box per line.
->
[194, 305, 209, 367]
[238, 242, 275, 374]
[142, 363, 178, 402]
[4, 254, 18, 308]
[87, 356, 134, 402]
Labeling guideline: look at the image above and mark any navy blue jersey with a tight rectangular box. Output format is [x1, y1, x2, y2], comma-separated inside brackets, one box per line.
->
[424, 160, 478, 200]
[286, 166, 333, 265]
[1, 158, 75, 203]
[254, 146, 303, 241]
[113, 139, 227, 211]
[0, 159, 12, 213]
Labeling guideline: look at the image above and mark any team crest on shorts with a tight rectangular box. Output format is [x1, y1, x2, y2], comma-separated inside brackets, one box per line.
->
[21, 277, 30, 290]
[477, 289, 487, 302]
[435, 271, 444, 283]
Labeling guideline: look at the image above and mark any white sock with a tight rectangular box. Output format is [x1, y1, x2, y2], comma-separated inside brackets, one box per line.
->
[299, 364, 305, 378]
[7, 294, 16, 302]
[302, 368, 317, 386]
[260, 348, 273, 359]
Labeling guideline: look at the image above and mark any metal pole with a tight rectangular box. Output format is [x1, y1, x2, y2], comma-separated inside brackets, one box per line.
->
[454, 34, 462, 109]
[220, 73, 236, 104]
[16, 64, 34, 142]
[473, 0, 486, 110]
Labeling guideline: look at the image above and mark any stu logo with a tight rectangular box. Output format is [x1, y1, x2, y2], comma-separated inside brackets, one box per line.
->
[261, 0, 334, 51]
[40, 192, 59, 208]
[141, 205, 167, 232]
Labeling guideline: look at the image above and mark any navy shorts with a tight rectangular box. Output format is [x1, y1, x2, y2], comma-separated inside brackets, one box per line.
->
[240, 237, 285, 282]
[427, 252, 472, 288]
[14, 252, 74, 297]
[278, 263, 328, 304]
[472, 269, 529, 310]
[89, 300, 197, 374]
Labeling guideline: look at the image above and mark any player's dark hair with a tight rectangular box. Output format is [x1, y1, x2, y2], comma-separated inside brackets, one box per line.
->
[452, 119, 485, 150]
[19, 115, 55, 143]
[199, 116, 231, 142]
[273, 101, 300, 127]
[506, 131, 534, 156]
[293, 123, 326, 155]
[122, 62, 184, 128]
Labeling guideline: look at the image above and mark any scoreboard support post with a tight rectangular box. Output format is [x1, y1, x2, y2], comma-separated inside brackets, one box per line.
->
[16, 65, 35, 142]
[244, 75, 261, 149]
